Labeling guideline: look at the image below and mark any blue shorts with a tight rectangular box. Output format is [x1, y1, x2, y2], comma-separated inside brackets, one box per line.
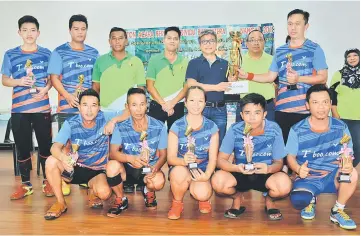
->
[292, 168, 338, 196]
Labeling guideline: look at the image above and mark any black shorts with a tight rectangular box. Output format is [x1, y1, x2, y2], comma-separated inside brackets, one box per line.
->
[231, 172, 272, 193]
[70, 165, 105, 185]
[124, 164, 145, 185]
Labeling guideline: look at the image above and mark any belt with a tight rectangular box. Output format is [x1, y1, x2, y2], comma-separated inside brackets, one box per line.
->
[205, 101, 225, 108]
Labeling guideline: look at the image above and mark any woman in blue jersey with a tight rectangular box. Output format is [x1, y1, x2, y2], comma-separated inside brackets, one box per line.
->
[212, 93, 291, 220]
[167, 86, 219, 220]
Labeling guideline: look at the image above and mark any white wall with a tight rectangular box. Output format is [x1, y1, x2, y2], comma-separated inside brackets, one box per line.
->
[0, 1, 359, 113]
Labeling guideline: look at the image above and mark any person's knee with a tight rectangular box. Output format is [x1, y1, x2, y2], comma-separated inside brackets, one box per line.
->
[95, 185, 112, 200]
[211, 172, 228, 193]
[290, 189, 314, 210]
[351, 168, 358, 183]
[267, 173, 292, 197]
[45, 156, 59, 170]
[148, 172, 165, 191]
[106, 160, 122, 177]
[191, 184, 213, 201]
[170, 166, 191, 185]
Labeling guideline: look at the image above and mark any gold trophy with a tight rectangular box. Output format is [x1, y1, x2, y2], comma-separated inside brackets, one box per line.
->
[227, 31, 243, 78]
[140, 131, 151, 174]
[185, 125, 197, 169]
[75, 74, 84, 98]
[286, 53, 297, 90]
[243, 123, 254, 171]
[25, 59, 37, 94]
[61, 144, 80, 182]
[337, 134, 353, 183]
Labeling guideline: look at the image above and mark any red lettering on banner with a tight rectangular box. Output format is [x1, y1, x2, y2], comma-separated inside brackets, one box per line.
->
[127, 31, 136, 39]
[239, 27, 260, 34]
[262, 26, 274, 34]
[138, 31, 154, 38]
[180, 29, 196, 36]
[156, 30, 164, 37]
[197, 28, 226, 35]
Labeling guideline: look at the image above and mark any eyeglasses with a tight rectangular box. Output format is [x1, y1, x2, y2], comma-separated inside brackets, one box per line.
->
[200, 39, 216, 45]
[247, 39, 264, 44]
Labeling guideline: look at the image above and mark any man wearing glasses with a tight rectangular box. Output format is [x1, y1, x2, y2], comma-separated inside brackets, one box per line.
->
[186, 29, 232, 144]
[235, 29, 276, 122]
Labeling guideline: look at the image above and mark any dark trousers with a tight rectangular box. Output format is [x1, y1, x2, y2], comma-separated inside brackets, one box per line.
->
[148, 101, 185, 131]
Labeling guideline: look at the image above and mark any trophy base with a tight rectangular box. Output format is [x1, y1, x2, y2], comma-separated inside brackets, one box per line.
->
[338, 173, 351, 183]
[287, 84, 298, 90]
[61, 170, 74, 182]
[244, 163, 255, 171]
[29, 88, 37, 94]
[142, 167, 151, 174]
[188, 163, 198, 169]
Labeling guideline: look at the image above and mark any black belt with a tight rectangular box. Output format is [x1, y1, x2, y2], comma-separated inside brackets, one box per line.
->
[205, 101, 225, 108]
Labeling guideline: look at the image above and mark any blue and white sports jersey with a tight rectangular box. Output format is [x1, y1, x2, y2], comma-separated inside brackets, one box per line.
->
[47, 43, 99, 113]
[286, 117, 353, 178]
[111, 115, 168, 166]
[170, 115, 218, 171]
[220, 120, 286, 165]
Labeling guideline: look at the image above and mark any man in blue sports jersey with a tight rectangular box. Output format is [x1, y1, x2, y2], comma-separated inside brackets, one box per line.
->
[287, 84, 358, 230]
[237, 9, 328, 150]
[44, 89, 128, 220]
[48, 14, 99, 128]
[211, 93, 292, 220]
[109, 88, 168, 217]
[1, 15, 54, 199]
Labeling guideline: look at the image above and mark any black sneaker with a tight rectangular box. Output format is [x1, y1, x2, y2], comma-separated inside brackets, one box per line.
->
[142, 187, 157, 209]
[123, 184, 134, 193]
[107, 197, 128, 218]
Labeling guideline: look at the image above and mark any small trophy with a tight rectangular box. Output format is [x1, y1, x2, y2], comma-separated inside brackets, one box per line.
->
[140, 131, 151, 174]
[25, 59, 37, 94]
[61, 144, 80, 182]
[337, 134, 354, 183]
[185, 125, 197, 169]
[74, 74, 84, 98]
[286, 53, 297, 90]
[243, 123, 254, 171]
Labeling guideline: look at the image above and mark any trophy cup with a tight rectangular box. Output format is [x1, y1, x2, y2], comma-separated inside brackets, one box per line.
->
[225, 31, 243, 102]
[286, 53, 297, 90]
[185, 125, 197, 169]
[337, 134, 354, 183]
[140, 131, 151, 174]
[75, 74, 84, 98]
[61, 144, 80, 182]
[25, 59, 37, 94]
[243, 123, 254, 171]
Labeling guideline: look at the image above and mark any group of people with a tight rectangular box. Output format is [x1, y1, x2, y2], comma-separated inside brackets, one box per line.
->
[0, 7, 359, 230]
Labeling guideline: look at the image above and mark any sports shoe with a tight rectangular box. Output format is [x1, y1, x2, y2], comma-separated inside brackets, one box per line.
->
[107, 197, 128, 218]
[330, 208, 357, 230]
[199, 200, 212, 214]
[301, 203, 316, 220]
[62, 180, 71, 196]
[142, 188, 157, 209]
[42, 179, 55, 197]
[168, 200, 184, 220]
[10, 183, 33, 200]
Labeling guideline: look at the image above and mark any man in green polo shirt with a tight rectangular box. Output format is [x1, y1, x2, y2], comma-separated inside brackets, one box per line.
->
[235, 29, 276, 122]
[92, 27, 146, 112]
[146, 26, 189, 131]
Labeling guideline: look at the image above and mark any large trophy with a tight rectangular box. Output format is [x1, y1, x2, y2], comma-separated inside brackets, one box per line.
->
[286, 53, 297, 90]
[337, 134, 354, 183]
[25, 59, 37, 94]
[243, 123, 254, 171]
[61, 144, 80, 182]
[75, 74, 84, 98]
[140, 131, 151, 174]
[225, 31, 243, 102]
[185, 125, 197, 169]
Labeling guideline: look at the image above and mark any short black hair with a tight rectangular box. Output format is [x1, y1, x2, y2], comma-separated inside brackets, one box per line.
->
[127, 88, 146, 103]
[306, 84, 332, 103]
[246, 29, 265, 42]
[240, 93, 266, 112]
[164, 26, 181, 38]
[69, 14, 88, 30]
[185, 86, 206, 101]
[109, 27, 127, 39]
[287, 9, 310, 25]
[286, 35, 291, 43]
[18, 15, 39, 30]
[79, 88, 100, 104]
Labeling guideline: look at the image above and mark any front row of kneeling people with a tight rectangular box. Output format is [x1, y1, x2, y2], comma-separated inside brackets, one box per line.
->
[43, 85, 357, 230]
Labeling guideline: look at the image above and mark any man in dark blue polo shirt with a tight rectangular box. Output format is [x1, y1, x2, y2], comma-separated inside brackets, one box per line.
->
[186, 29, 231, 144]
